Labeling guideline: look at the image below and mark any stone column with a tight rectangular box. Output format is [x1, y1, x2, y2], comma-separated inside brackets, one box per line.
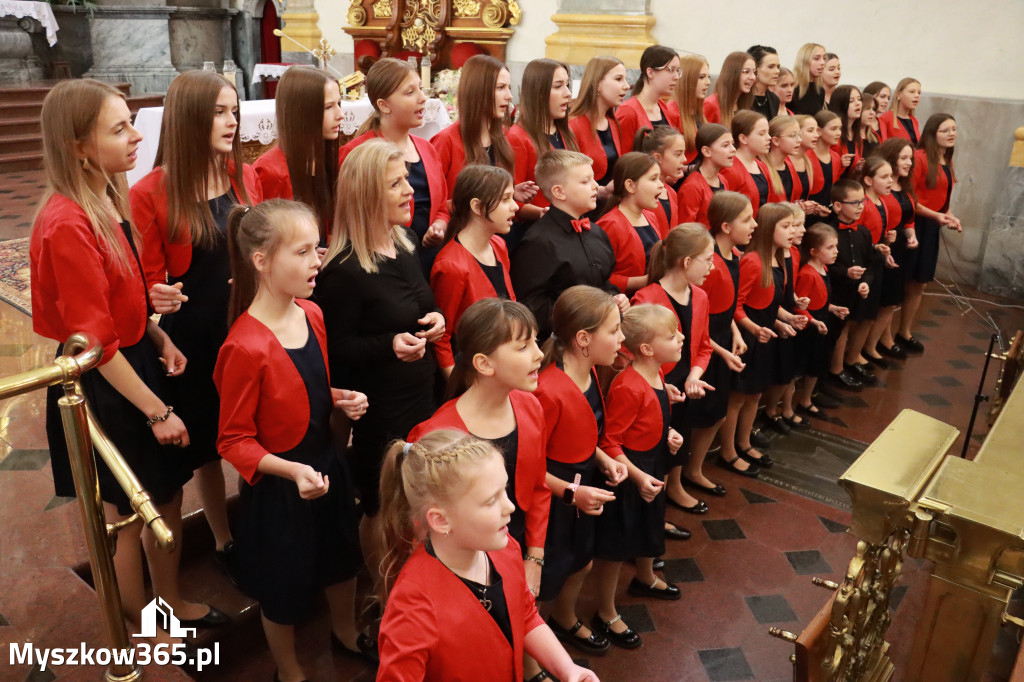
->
[545, 0, 654, 69]
[280, 0, 320, 63]
[978, 126, 1024, 300]
[80, 0, 179, 94]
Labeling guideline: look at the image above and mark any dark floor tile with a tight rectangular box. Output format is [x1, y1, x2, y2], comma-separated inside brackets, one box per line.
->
[15, 222, 30, 229]
[931, 307, 951, 317]
[0, 449, 50, 471]
[890, 585, 909, 612]
[785, 550, 832, 576]
[958, 344, 983, 354]
[740, 488, 776, 504]
[933, 375, 963, 387]
[43, 495, 74, 511]
[971, 330, 995, 340]
[698, 647, 755, 681]
[913, 331, 930, 341]
[947, 358, 973, 370]
[0, 610, 8, 626]
[917, 319, 939, 328]
[818, 516, 848, 533]
[919, 393, 951, 407]
[661, 557, 705, 584]
[616, 603, 656, 633]
[24, 664, 57, 682]
[745, 594, 798, 624]
[826, 416, 849, 428]
[703, 519, 746, 540]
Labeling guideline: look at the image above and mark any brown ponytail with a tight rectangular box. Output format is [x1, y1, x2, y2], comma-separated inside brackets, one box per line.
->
[446, 299, 538, 400]
[647, 223, 714, 282]
[540, 285, 616, 370]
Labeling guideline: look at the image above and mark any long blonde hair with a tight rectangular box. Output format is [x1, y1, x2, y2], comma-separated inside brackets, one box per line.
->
[38, 79, 136, 271]
[764, 115, 800, 197]
[377, 431, 502, 602]
[674, 55, 709, 153]
[793, 43, 825, 96]
[326, 139, 414, 272]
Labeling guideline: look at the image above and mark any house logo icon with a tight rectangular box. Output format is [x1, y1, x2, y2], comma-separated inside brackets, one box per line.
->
[133, 597, 197, 638]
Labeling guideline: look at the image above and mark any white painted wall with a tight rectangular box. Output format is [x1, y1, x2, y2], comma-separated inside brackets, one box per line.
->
[313, 0, 353, 61]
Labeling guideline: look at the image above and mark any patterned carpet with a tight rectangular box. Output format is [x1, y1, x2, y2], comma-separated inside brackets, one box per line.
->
[0, 238, 30, 315]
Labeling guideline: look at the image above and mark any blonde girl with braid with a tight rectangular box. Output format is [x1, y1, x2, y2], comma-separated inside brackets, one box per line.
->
[376, 430, 600, 682]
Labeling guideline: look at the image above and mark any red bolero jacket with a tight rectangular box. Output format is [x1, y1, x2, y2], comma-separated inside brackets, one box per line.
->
[614, 97, 680, 153]
[721, 157, 770, 214]
[913, 149, 954, 213]
[830, 138, 863, 179]
[702, 94, 723, 124]
[878, 111, 920, 144]
[597, 206, 661, 292]
[700, 246, 742, 316]
[430, 121, 469, 199]
[429, 235, 516, 369]
[805, 148, 843, 197]
[795, 262, 829, 320]
[600, 365, 668, 459]
[631, 282, 712, 376]
[508, 123, 578, 211]
[569, 113, 622, 184]
[535, 365, 603, 465]
[377, 536, 544, 682]
[861, 193, 902, 244]
[214, 299, 328, 484]
[251, 145, 293, 200]
[339, 130, 450, 225]
[31, 194, 148, 366]
[650, 190, 678, 239]
[766, 156, 804, 203]
[735, 251, 776, 322]
[407, 391, 550, 549]
[664, 100, 700, 163]
[677, 171, 732, 227]
[130, 164, 263, 292]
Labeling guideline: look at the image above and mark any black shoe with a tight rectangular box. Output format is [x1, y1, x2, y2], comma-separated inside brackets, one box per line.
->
[628, 577, 681, 601]
[653, 557, 666, 570]
[736, 445, 773, 468]
[847, 363, 878, 385]
[828, 370, 863, 392]
[796, 403, 828, 420]
[591, 614, 642, 649]
[783, 414, 810, 430]
[895, 333, 924, 354]
[665, 523, 693, 540]
[681, 476, 727, 497]
[864, 353, 890, 369]
[876, 342, 907, 360]
[668, 496, 709, 514]
[764, 414, 791, 435]
[812, 390, 841, 408]
[717, 456, 760, 477]
[548, 617, 610, 655]
[749, 429, 772, 448]
[177, 605, 231, 628]
[332, 631, 380, 666]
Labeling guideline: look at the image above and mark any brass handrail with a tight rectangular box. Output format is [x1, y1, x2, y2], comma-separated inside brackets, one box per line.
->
[0, 332, 175, 682]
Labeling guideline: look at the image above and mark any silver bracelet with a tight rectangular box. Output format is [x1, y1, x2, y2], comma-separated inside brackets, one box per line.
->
[146, 405, 174, 428]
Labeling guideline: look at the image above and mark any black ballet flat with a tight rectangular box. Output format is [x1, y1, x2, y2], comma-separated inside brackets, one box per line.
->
[664, 524, 692, 541]
[877, 342, 907, 360]
[591, 614, 642, 649]
[736, 445, 773, 468]
[895, 333, 924, 354]
[653, 556, 666, 570]
[680, 476, 726, 497]
[749, 428, 772, 448]
[177, 605, 230, 628]
[847, 363, 878, 385]
[627, 577, 681, 601]
[547, 616, 610, 655]
[828, 370, 863, 392]
[765, 414, 791, 435]
[783, 415, 810, 430]
[718, 456, 761, 478]
[332, 631, 380, 666]
[864, 353, 890, 369]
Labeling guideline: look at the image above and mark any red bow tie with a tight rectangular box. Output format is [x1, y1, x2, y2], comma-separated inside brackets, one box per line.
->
[570, 218, 591, 233]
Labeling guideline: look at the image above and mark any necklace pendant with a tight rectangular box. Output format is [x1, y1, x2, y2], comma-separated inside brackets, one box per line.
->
[479, 597, 492, 612]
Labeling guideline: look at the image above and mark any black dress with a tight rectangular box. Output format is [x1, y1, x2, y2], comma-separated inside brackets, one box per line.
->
[771, 255, 798, 386]
[688, 247, 740, 427]
[797, 269, 833, 379]
[159, 191, 234, 470]
[47, 222, 193, 516]
[596, 127, 619, 187]
[488, 427, 525, 547]
[749, 91, 781, 121]
[790, 85, 826, 116]
[231, 320, 362, 625]
[737, 266, 784, 394]
[316, 236, 439, 516]
[906, 165, 951, 284]
[594, 385, 669, 562]
[751, 171, 770, 209]
[665, 289, 692, 435]
[407, 157, 440, 275]
[539, 374, 603, 602]
[795, 168, 811, 201]
[887, 188, 914, 303]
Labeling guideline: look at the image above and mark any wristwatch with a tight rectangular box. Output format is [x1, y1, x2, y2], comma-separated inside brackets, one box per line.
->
[562, 473, 582, 506]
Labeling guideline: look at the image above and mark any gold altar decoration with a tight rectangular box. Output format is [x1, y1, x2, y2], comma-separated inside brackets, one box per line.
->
[372, 0, 393, 18]
[545, 13, 656, 69]
[452, 0, 480, 17]
[347, 0, 367, 26]
[400, 0, 442, 55]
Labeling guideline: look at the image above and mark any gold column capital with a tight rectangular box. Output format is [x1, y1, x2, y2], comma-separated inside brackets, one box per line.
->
[281, 10, 323, 51]
[1011, 126, 1024, 168]
[545, 13, 656, 69]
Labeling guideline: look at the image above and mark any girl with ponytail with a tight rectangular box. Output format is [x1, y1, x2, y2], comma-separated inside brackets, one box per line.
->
[635, 126, 687, 234]
[215, 199, 373, 680]
[376, 431, 600, 681]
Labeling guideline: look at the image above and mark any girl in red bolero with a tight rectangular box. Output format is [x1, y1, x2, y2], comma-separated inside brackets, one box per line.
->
[568, 56, 630, 201]
[338, 58, 451, 273]
[827, 85, 864, 179]
[878, 78, 922, 146]
[533, 286, 629, 661]
[430, 165, 518, 374]
[635, 126, 687, 237]
[669, 54, 711, 165]
[791, 114, 832, 218]
[31, 78, 206, 635]
[764, 116, 806, 204]
[677, 123, 735, 227]
[858, 157, 903, 368]
[721, 110, 771, 215]
[214, 200, 373, 680]
[597, 152, 665, 295]
[376, 431, 599, 682]
[615, 45, 681, 149]
[808, 110, 846, 212]
[408, 298, 549, 598]
[130, 69, 262, 558]
[591, 304, 684, 649]
[252, 65, 343, 241]
[703, 51, 756, 128]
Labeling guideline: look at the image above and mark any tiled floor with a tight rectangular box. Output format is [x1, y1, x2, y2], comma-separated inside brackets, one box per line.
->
[1, 168, 1022, 681]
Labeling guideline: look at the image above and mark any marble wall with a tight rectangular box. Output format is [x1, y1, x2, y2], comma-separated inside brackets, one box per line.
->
[978, 169, 1024, 298]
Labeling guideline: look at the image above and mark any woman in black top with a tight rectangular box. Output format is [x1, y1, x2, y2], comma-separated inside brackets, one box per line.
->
[317, 140, 445, 555]
[790, 43, 827, 115]
[747, 45, 782, 121]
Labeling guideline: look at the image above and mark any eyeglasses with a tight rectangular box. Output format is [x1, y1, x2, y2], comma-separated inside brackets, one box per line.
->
[695, 255, 715, 267]
[838, 199, 865, 206]
[654, 66, 682, 76]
